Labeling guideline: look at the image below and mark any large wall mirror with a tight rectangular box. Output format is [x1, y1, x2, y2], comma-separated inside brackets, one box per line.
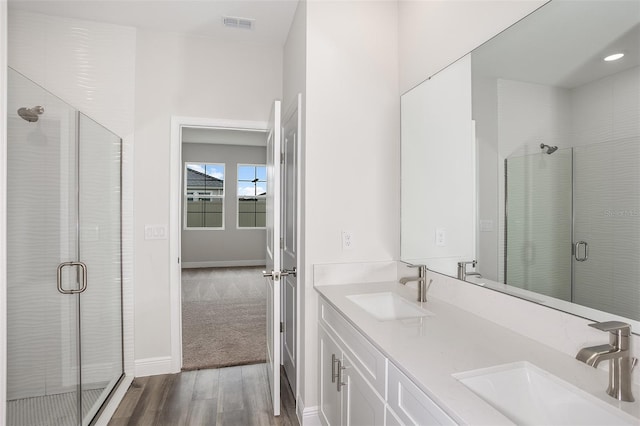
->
[401, 0, 640, 332]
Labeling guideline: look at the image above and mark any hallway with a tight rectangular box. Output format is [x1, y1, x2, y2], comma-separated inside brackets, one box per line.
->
[108, 364, 297, 426]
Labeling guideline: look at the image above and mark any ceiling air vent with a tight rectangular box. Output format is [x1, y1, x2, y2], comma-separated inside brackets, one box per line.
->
[223, 16, 255, 30]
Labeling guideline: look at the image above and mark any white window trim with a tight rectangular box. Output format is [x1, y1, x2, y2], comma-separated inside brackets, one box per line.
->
[183, 162, 226, 230]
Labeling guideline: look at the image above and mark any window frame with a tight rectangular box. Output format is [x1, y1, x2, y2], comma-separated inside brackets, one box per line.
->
[236, 163, 267, 230]
[183, 162, 226, 230]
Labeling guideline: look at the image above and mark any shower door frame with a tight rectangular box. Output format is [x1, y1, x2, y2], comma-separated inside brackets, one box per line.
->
[1, 4, 9, 422]
[75, 111, 125, 426]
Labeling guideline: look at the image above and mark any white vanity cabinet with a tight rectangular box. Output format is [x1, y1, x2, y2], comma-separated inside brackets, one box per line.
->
[318, 296, 457, 426]
[319, 301, 386, 426]
[342, 352, 387, 425]
[319, 326, 386, 426]
[319, 326, 344, 426]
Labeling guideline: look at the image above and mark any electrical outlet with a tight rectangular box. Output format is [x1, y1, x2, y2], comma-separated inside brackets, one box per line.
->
[341, 231, 354, 250]
[435, 228, 446, 246]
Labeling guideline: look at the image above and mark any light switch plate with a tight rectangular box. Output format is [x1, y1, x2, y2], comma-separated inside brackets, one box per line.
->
[145, 225, 168, 240]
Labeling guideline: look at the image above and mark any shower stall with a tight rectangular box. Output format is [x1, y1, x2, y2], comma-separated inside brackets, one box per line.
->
[6, 68, 123, 425]
[504, 137, 640, 321]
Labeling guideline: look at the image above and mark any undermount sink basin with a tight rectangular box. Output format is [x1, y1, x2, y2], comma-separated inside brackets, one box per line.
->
[453, 361, 638, 425]
[346, 291, 433, 321]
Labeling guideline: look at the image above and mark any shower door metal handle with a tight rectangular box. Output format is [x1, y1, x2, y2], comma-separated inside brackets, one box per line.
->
[57, 261, 88, 294]
[574, 241, 589, 262]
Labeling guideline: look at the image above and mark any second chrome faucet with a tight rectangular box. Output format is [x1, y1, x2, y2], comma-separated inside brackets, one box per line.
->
[457, 260, 481, 281]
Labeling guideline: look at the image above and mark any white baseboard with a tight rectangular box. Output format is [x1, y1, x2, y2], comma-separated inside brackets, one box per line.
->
[182, 260, 265, 269]
[134, 356, 175, 377]
[300, 403, 321, 426]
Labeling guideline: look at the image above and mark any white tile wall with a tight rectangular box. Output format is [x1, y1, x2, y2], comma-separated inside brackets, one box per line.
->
[7, 9, 135, 400]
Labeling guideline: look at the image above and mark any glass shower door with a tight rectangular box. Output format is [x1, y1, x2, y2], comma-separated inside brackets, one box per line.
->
[573, 138, 640, 321]
[78, 113, 123, 424]
[6, 68, 123, 426]
[505, 148, 573, 299]
[7, 68, 82, 425]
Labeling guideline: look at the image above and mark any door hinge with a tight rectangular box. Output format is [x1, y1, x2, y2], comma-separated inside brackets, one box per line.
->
[280, 321, 284, 333]
[280, 152, 285, 164]
[280, 237, 284, 249]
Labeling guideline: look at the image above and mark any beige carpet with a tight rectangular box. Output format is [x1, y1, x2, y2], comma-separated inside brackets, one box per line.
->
[181, 266, 267, 371]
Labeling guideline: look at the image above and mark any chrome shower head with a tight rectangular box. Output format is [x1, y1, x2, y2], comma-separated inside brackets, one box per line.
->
[17, 106, 44, 123]
[540, 143, 558, 154]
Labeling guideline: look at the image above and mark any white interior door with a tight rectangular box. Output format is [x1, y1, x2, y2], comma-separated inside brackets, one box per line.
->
[281, 94, 301, 397]
[264, 100, 282, 416]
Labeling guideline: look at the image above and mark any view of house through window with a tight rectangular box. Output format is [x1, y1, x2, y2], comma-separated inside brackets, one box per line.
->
[238, 164, 266, 228]
[185, 163, 225, 228]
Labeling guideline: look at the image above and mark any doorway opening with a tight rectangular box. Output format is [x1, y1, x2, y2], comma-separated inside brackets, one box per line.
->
[169, 110, 300, 416]
[179, 127, 268, 370]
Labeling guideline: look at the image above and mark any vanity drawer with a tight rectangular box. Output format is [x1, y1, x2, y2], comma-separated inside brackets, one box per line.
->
[387, 363, 456, 426]
[319, 298, 387, 397]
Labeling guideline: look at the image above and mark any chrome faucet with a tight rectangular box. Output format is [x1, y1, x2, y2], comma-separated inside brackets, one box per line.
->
[576, 321, 637, 402]
[399, 264, 430, 303]
[457, 260, 477, 281]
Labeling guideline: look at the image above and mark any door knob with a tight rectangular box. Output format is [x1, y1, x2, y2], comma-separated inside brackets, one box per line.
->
[282, 267, 297, 277]
[263, 270, 280, 280]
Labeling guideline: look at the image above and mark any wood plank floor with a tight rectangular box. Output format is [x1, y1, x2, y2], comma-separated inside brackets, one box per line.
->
[108, 364, 298, 426]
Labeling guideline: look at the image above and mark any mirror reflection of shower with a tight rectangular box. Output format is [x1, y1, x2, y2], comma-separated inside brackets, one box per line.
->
[17, 105, 44, 122]
[540, 143, 558, 154]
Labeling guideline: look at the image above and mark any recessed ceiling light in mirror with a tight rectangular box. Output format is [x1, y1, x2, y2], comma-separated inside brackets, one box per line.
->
[604, 53, 625, 62]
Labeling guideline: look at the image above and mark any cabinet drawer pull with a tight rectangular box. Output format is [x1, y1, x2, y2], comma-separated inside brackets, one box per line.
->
[331, 354, 339, 383]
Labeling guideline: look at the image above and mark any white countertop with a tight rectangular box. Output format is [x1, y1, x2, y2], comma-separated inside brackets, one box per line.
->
[315, 281, 640, 425]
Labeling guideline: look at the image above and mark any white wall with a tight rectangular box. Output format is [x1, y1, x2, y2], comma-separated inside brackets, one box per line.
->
[472, 70, 500, 280]
[303, 0, 400, 411]
[401, 56, 474, 276]
[398, 0, 547, 93]
[133, 29, 283, 363]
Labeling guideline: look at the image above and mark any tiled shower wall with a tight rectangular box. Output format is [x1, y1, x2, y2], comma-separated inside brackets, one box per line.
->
[7, 9, 136, 399]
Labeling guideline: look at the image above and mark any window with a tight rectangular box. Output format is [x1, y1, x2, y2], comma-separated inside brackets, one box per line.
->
[237, 164, 266, 228]
[184, 163, 225, 229]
